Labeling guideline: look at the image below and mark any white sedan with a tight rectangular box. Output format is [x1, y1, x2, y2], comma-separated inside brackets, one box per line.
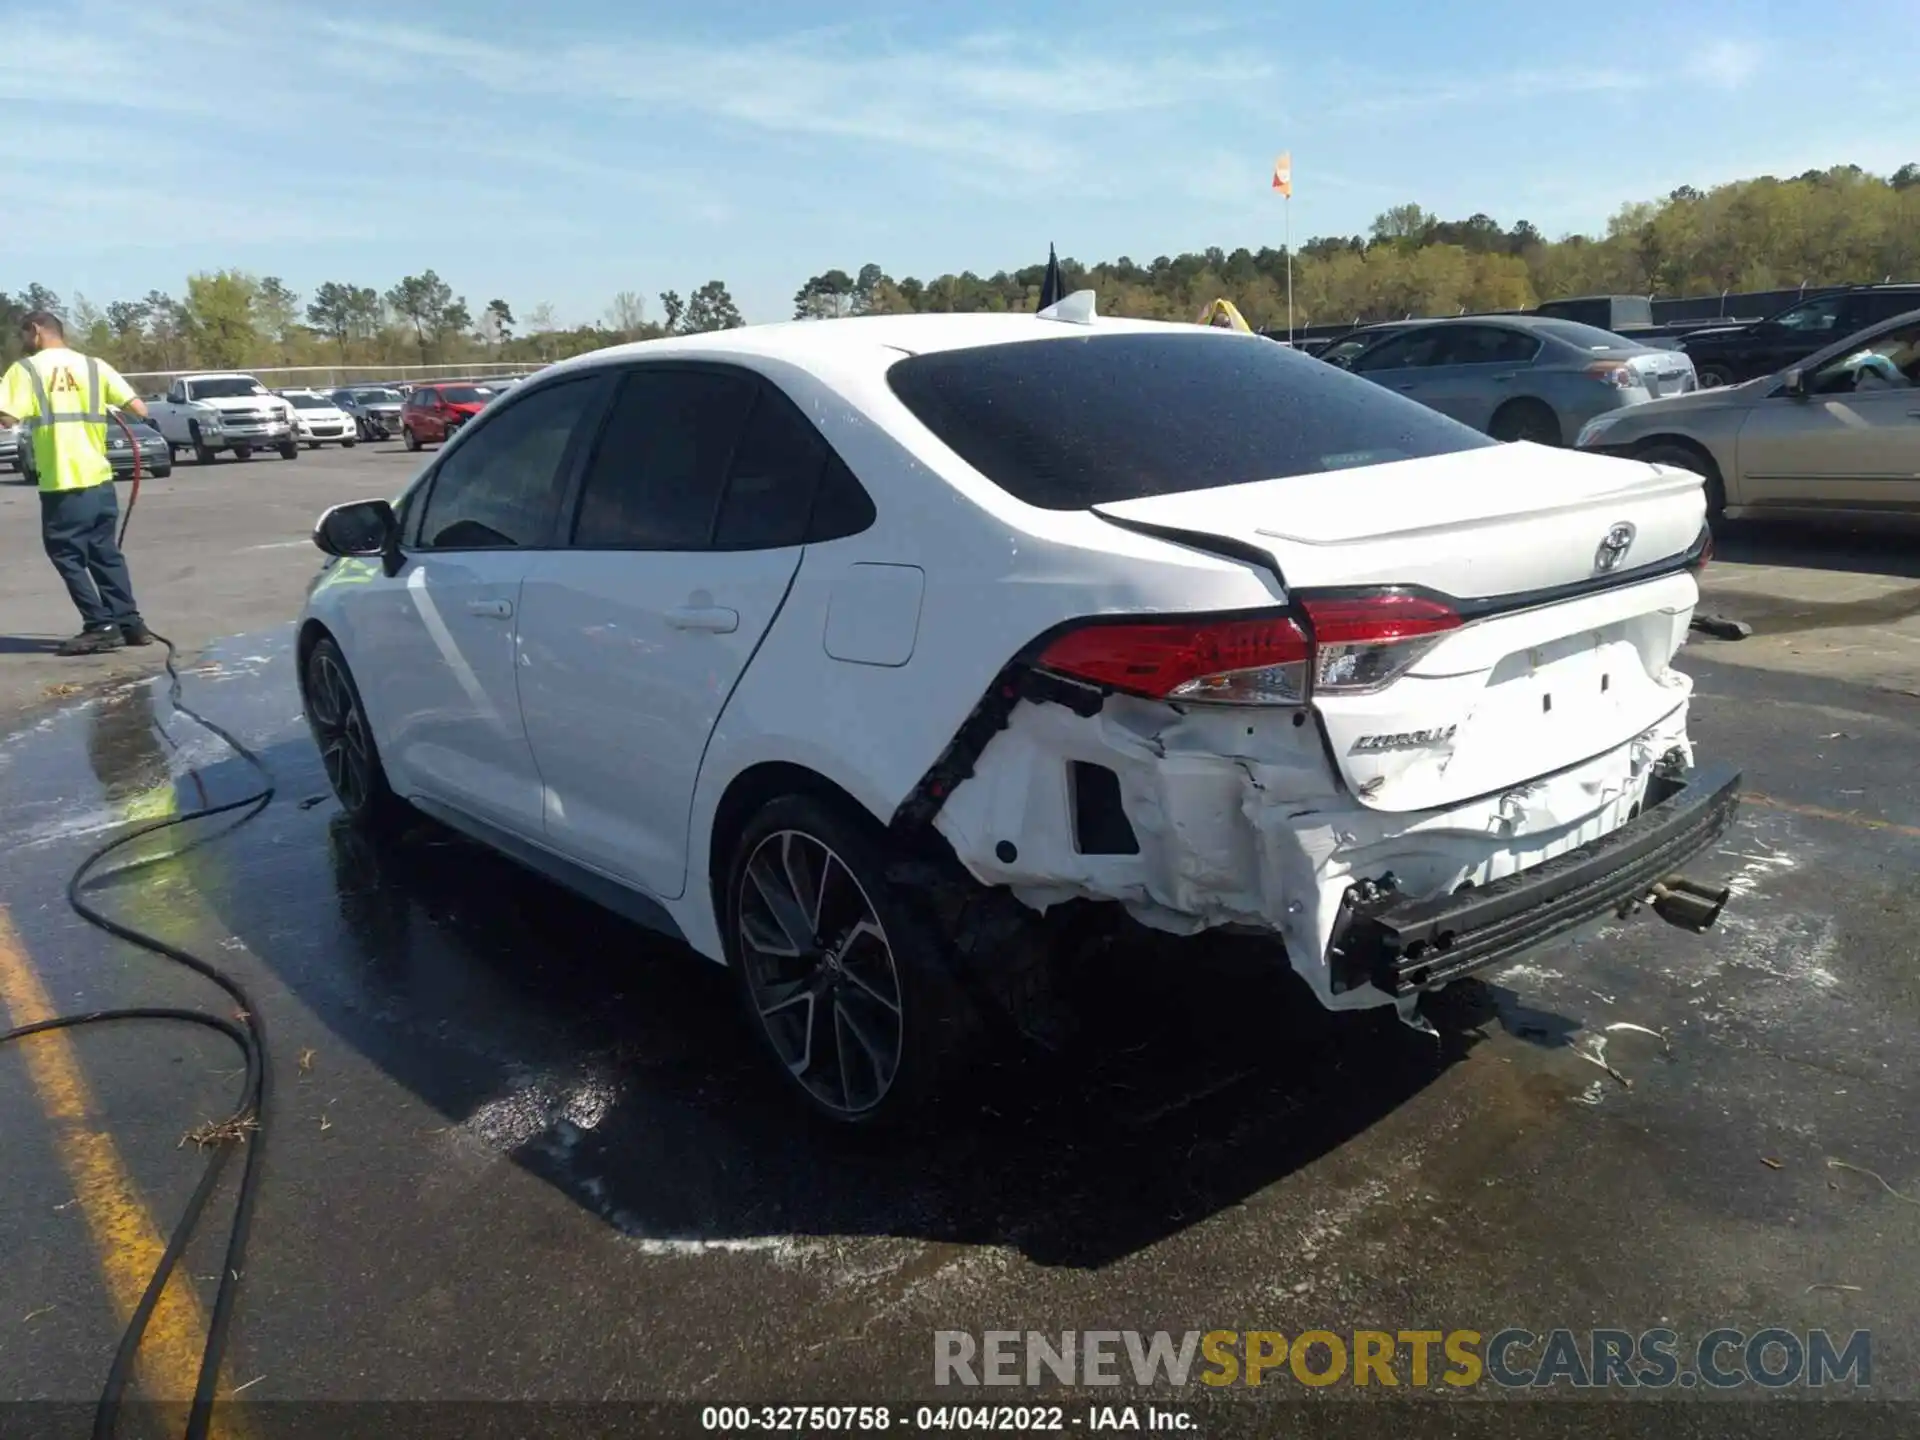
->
[297, 306, 1740, 1125]
[278, 390, 359, 449]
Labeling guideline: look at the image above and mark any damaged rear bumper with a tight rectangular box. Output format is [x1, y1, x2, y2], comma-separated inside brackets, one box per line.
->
[1331, 761, 1742, 997]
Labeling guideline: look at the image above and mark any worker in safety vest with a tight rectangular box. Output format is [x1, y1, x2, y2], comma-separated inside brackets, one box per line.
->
[0, 311, 154, 655]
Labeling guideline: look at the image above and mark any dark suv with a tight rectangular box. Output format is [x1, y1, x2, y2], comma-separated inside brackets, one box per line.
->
[1680, 284, 1920, 388]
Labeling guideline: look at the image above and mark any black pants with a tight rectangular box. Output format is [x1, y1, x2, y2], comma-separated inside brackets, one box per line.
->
[41, 483, 141, 631]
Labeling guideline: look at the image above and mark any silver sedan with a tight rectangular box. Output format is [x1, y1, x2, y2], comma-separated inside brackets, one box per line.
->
[1574, 308, 1920, 521]
[1336, 316, 1697, 446]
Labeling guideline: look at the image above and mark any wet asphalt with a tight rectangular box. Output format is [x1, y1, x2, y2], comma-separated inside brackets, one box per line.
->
[2, 614, 1918, 1430]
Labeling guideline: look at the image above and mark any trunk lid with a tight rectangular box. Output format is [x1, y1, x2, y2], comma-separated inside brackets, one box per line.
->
[1093, 443, 1706, 811]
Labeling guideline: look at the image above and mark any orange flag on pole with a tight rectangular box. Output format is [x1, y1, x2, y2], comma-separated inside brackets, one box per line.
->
[1271, 152, 1292, 197]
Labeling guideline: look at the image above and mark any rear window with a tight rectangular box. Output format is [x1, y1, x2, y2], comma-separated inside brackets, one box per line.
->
[885, 332, 1494, 510]
[1531, 320, 1635, 352]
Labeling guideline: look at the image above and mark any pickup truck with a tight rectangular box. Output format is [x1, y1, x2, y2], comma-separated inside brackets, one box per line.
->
[145, 373, 299, 463]
[1679, 284, 1920, 388]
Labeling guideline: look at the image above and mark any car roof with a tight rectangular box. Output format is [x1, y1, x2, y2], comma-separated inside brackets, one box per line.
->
[547, 312, 1193, 372]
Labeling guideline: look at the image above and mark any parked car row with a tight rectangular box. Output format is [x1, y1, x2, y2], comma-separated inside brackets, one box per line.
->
[1574, 306, 1920, 520]
[1322, 315, 1699, 445]
[7, 407, 172, 484]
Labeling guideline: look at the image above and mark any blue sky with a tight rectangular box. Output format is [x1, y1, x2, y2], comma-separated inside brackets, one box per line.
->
[7, 0, 1918, 327]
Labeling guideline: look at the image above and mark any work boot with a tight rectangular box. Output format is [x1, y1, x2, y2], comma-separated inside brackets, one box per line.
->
[120, 621, 156, 647]
[56, 627, 125, 657]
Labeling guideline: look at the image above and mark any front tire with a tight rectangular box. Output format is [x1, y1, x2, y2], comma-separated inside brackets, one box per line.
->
[403, 426, 421, 452]
[279, 442, 299, 460]
[234, 447, 253, 461]
[342, 437, 357, 449]
[306, 441, 320, 451]
[1695, 363, 1736, 390]
[724, 794, 973, 1127]
[301, 636, 406, 830]
[152, 465, 173, 480]
[1635, 441, 1727, 520]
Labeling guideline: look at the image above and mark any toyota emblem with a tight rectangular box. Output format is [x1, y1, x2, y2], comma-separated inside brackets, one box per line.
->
[1594, 522, 1636, 573]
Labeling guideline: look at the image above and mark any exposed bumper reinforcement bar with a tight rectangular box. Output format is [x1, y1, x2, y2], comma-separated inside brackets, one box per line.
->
[1333, 761, 1742, 997]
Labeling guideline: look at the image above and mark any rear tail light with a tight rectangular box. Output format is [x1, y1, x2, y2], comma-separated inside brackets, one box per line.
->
[1585, 360, 1642, 390]
[1035, 592, 1461, 706]
[1036, 616, 1312, 705]
[1299, 593, 1461, 693]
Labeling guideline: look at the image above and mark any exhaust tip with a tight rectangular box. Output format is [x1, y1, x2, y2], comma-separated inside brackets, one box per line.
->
[1650, 875, 1732, 933]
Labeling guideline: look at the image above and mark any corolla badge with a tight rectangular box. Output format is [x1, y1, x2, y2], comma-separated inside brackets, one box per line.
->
[1350, 724, 1458, 754]
[1594, 521, 1636, 573]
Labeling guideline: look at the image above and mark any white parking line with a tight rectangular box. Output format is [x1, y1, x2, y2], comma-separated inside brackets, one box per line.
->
[241, 540, 314, 551]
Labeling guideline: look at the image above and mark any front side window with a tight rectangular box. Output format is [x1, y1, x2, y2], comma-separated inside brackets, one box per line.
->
[571, 368, 757, 549]
[1808, 321, 1920, 394]
[1772, 295, 1847, 333]
[1350, 329, 1449, 372]
[415, 377, 601, 549]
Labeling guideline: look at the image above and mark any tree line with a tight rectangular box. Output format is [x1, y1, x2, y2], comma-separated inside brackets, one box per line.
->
[0, 273, 745, 375]
[793, 163, 1920, 331]
[4, 162, 1915, 375]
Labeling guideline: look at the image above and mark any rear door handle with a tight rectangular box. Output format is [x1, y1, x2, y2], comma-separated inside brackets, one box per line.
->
[465, 598, 513, 620]
[667, 605, 739, 634]
[1395, 382, 1417, 391]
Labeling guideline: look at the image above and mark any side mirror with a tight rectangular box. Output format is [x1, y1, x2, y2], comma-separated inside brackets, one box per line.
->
[1780, 367, 1806, 398]
[314, 498, 398, 559]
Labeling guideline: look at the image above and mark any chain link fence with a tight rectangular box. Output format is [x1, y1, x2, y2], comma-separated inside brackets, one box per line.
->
[121, 360, 546, 394]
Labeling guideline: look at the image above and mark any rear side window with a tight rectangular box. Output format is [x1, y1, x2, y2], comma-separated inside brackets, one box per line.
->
[1436, 326, 1540, 365]
[888, 332, 1493, 509]
[572, 368, 756, 548]
[711, 389, 827, 549]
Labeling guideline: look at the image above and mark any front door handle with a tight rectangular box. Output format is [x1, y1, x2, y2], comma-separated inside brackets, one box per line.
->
[1395, 382, 1417, 391]
[667, 605, 739, 634]
[465, 598, 513, 620]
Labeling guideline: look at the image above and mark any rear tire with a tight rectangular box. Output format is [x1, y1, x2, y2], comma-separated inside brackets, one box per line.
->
[723, 793, 975, 1128]
[1635, 441, 1727, 521]
[1489, 399, 1562, 445]
[301, 636, 406, 831]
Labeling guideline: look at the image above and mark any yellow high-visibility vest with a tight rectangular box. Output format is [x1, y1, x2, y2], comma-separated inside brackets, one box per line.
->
[0, 347, 138, 492]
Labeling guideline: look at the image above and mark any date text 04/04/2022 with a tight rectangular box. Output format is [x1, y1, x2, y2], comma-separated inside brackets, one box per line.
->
[700, 1404, 1196, 1431]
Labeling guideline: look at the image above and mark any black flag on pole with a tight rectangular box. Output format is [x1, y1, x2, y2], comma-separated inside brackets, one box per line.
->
[1038, 243, 1067, 311]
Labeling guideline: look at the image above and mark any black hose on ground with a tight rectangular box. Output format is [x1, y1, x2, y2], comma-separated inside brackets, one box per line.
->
[1, 530, 276, 1435]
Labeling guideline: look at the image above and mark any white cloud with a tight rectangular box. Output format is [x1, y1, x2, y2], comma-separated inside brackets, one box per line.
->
[1683, 39, 1766, 91]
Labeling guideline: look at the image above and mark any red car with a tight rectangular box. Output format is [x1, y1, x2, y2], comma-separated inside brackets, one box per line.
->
[400, 382, 499, 450]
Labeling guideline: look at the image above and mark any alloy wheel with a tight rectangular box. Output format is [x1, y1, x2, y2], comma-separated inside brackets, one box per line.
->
[737, 829, 904, 1118]
[307, 651, 374, 814]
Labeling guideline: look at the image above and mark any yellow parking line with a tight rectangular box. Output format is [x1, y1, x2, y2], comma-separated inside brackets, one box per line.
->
[1745, 791, 1920, 840]
[0, 903, 228, 1408]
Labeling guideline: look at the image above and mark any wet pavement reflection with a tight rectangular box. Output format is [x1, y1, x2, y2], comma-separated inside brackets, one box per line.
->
[9, 626, 1920, 1403]
[5, 628, 1455, 1270]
